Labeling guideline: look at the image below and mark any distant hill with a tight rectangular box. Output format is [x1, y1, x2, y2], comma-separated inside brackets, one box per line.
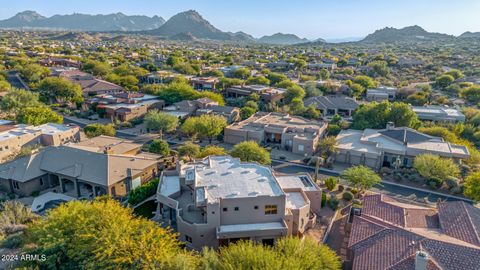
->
[0, 11, 165, 31]
[459, 31, 480, 38]
[228, 31, 256, 42]
[169, 32, 198, 41]
[361, 25, 453, 43]
[258, 33, 310, 45]
[148, 10, 231, 40]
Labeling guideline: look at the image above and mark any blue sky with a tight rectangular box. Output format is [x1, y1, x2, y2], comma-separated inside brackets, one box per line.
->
[1, 0, 479, 39]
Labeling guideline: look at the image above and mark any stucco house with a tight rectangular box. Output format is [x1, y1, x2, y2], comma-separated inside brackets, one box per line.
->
[224, 112, 327, 156]
[334, 123, 469, 170]
[156, 156, 322, 249]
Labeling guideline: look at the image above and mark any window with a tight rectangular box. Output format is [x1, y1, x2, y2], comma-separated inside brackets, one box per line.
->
[211, 211, 215, 215]
[254, 205, 259, 210]
[13, 181, 19, 189]
[297, 144, 304, 151]
[223, 207, 228, 212]
[5, 146, 8, 149]
[264, 205, 278, 215]
[185, 235, 192, 243]
[234, 207, 239, 211]
[39, 178, 44, 186]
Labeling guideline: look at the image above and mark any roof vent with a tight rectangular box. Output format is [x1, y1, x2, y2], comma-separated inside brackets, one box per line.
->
[386, 122, 395, 130]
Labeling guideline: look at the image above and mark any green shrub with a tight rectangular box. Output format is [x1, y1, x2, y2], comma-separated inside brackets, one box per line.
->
[428, 177, 443, 188]
[1, 233, 23, 249]
[338, 185, 344, 192]
[128, 178, 160, 205]
[445, 176, 459, 189]
[328, 194, 339, 210]
[342, 191, 354, 201]
[351, 188, 358, 195]
[321, 192, 327, 208]
[30, 191, 40, 197]
[324, 177, 337, 191]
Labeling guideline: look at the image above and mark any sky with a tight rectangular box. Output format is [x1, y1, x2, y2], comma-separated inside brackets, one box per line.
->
[1, 0, 480, 40]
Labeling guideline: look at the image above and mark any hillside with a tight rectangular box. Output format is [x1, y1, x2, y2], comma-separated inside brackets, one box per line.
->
[0, 11, 165, 31]
[148, 10, 231, 40]
[258, 33, 309, 45]
[361, 25, 453, 43]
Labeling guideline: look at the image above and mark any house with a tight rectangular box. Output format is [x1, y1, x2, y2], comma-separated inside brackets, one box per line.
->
[304, 95, 359, 117]
[306, 62, 337, 71]
[156, 155, 322, 249]
[163, 98, 239, 123]
[190, 77, 219, 91]
[348, 194, 480, 270]
[0, 144, 159, 198]
[266, 61, 295, 71]
[60, 70, 124, 97]
[334, 123, 469, 170]
[366, 86, 397, 101]
[224, 112, 327, 156]
[226, 85, 286, 104]
[219, 65, 246, 77]
[68, 135, 143, 155]
[196, 105, 240, 123]
[412, 105, 465, 123]
[0, 123, 80, 162]
[39, 58, 81, 68]
[90, 93, 165, 122]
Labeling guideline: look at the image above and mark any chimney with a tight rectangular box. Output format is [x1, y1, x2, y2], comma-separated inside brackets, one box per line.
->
[415, 251, 429, 270]
[386, 121, 395, 130]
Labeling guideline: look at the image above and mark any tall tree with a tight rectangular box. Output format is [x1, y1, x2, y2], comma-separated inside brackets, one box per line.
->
[144, 110, 179, 134]
[230, 141, 271, 165]
[16, 107, 63, 125]
[181, 115, 227, 143]
[342, 165, 381, 191]
[37, 77, 83, 104]
[25, 199, 197, 269]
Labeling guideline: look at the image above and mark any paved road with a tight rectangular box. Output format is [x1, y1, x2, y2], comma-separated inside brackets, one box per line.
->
[6, 70, 29, 90]
[271, 160, 472, 205]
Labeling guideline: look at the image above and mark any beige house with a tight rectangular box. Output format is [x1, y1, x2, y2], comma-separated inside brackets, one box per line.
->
[156, 156, 322, 249]
[0, 137, 159, 198]
[224, 112, 328, 156]
[335, 123, 470, 170]
[0, 123, 80, 162]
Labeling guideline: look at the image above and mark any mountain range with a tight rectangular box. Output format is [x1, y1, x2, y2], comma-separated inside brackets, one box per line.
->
[360, 25, 454, 43]
[1, 10, 480, 44]
[0, 10, 165, 31]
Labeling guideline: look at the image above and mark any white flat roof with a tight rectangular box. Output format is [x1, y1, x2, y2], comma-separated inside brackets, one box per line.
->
[286, 192, 307, 209]
[275, 174, 319, 191]
[186, 156, 284, 202]
[159, 175, 181, 197]
[217, 221, 286, 234]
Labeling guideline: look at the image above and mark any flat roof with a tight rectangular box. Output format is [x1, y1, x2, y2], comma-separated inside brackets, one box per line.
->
[217, 221, 286, 234]
[185, 156, 284, 202]
[285, 192, 307, 209]
[160, 175, 181, 197]
[275, 174, 319, 191]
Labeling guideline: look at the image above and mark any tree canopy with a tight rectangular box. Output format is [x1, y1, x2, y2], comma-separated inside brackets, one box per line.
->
[25, 199, 197, 269]
[148, 139, 170, 156]
[144, 110, 179, 133]
[464, 172, 480, 201]
[0, 88, 42, 113]
[181, 114, 227, 143]
[16, 106, 63, 126]
[84, 124, 116, 138]
[37, 77, 83, 104]
[413, 154, 460, 181]
[230, 141, 271, 165]
[342, 165, 381, 191]
[155, 82, 224, 105]
[352, 101, 420, 129]
[200, 237, 341, 270]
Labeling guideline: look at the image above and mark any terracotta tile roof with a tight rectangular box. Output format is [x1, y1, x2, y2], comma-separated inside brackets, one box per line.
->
[387, 254, 441, 270]
[362, 194, 406, 227]
[350, 221, 480, 270]
[405, 209, 439, 228]
[438, 201, 480, 246]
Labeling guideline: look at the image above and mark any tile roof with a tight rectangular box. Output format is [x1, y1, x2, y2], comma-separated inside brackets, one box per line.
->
[304, 95, 359, 111]
[349, 195, 480, 270]
[438, 201, 480, 246]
